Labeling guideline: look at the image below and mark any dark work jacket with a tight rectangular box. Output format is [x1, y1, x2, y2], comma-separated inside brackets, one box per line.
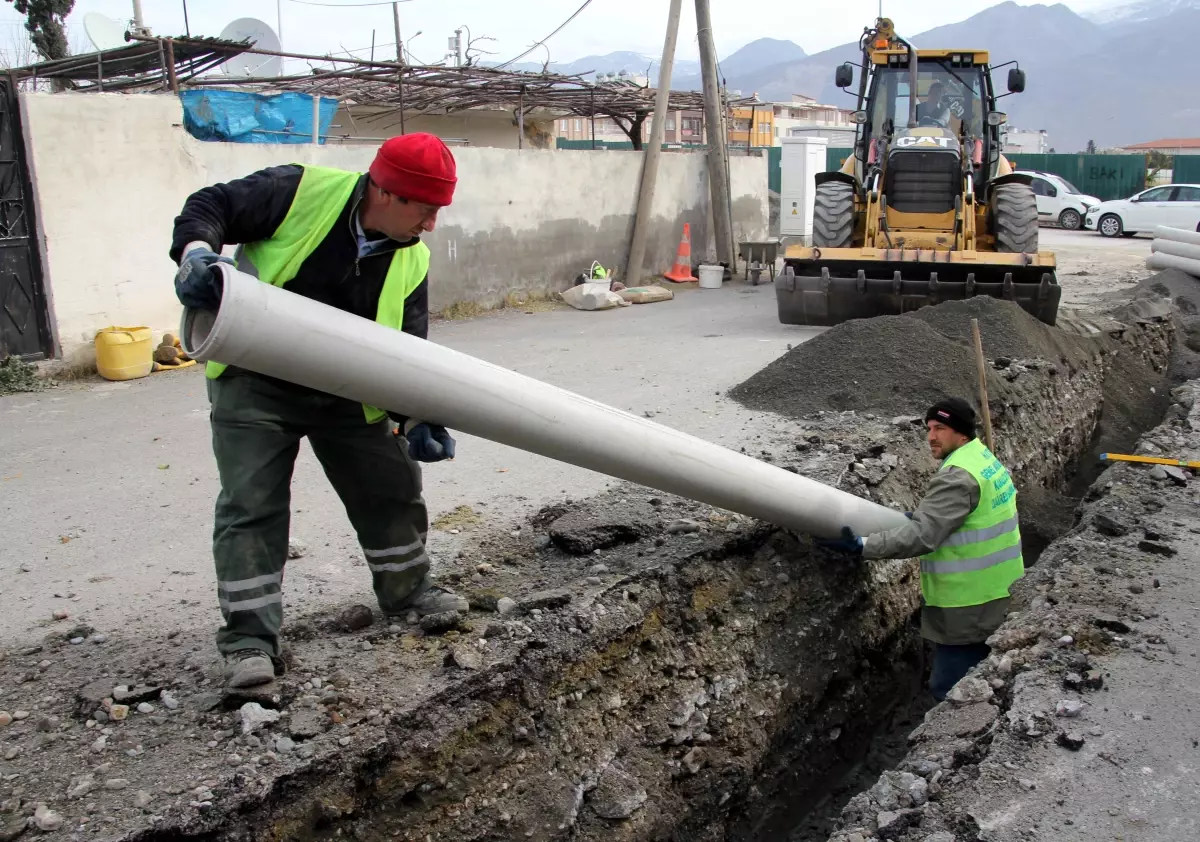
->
[170, 164, 429, 423]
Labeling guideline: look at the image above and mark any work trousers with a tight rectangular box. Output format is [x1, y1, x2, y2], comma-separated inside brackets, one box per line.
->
[207, 370, 429, 659]
[929, 641, 991, 701]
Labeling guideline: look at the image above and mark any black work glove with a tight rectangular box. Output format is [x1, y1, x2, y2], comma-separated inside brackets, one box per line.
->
[175, 246, 233, 310]
[815, 526, 864, 558]
[405, 422, 456, 462]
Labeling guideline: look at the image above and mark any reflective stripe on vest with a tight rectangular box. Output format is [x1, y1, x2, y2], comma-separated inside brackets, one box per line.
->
[919, 438, 1024, 608]
[205, 165, 430, 424]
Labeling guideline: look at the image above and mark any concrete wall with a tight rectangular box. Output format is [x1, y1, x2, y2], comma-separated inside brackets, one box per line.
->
[19, 92, 767, 363]
[332, 105, 557, 151]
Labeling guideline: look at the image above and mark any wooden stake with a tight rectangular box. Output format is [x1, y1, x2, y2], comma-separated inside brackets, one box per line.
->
[971, 318, 996, 452]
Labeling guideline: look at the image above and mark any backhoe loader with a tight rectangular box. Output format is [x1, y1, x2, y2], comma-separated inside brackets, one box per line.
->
[776, 18, 1061, 326]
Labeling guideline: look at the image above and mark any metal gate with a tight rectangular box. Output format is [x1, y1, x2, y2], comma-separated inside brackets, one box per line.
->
[0, 75, 51, 360]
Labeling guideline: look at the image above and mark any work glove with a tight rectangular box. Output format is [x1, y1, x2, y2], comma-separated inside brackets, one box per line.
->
[175, 243, 233, 310]
[404, 421, 456, 462]
[815, 526, 864, 558]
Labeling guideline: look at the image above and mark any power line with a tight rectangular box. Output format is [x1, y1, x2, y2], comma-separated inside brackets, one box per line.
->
[283, 0, 415, 7]
[496, 0, 593, 69]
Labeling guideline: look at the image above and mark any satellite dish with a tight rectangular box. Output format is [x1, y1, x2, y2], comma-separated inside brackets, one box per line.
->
[218, 18, 283, 77]
[83, 13, 127, 52]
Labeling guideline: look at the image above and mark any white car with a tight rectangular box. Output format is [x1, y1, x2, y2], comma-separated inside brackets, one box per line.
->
[1084, 184, 1200, 238]
[1017, 170, 1099, 231]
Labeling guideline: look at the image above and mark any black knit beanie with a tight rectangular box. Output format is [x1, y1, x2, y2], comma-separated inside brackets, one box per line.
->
[925, 398, 977, 438]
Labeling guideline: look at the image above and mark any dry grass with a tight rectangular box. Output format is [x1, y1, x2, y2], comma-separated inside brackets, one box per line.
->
[432, 504, 483, 531]
[438, 300, 485, 321]
[435, 289, 565, 321]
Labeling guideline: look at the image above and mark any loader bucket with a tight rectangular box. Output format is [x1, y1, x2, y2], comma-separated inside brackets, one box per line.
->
[776, 249, 1061, 327]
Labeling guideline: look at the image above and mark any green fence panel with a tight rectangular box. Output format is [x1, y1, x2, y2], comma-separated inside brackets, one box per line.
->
[826, 147, 855, 173]
[1173, 156, 1200, 185]
[1003, 153, 1146, 201]
[806, 148, 1148, 201]
[767, 146, 781, 194]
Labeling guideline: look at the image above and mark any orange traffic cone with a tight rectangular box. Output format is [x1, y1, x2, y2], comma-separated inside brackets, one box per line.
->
[663, 223, 698, 283]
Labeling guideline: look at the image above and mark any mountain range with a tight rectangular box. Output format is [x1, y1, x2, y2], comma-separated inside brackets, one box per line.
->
[498, 37, 806, 85]
[688, 0, 1195, 153]
[509, 0, 1191, 152]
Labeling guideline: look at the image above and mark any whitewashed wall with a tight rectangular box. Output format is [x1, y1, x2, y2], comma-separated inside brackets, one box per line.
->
[19, 92, 767, 363]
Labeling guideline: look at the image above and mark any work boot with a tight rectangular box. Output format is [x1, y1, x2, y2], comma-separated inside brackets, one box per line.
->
[223, 649, 275, 689]
[389, 577, 468, 619]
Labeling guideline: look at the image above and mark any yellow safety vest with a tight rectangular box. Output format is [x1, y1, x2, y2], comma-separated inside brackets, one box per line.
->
[205, 165, 429, 424]
[920, 438, 1024, 608]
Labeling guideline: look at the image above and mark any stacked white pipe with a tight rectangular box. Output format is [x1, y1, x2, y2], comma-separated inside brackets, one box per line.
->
[180, 265, 911, 540]
[1147, 226, 1200, 278]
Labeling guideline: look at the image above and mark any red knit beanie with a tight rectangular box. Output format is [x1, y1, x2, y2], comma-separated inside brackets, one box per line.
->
[369, 133, 457, 207]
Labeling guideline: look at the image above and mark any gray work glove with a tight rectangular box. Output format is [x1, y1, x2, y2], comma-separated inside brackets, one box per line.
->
[175, 242, 233, 310]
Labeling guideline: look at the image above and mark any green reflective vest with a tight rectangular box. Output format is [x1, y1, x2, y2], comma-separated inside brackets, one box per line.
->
[920, 438, 1024, 608]
[205, 165, 430, 424]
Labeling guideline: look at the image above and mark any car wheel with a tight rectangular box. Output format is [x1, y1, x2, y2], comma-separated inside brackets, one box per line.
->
[1059, 208, 1082, 230]
[1098, 214, 1123, 238]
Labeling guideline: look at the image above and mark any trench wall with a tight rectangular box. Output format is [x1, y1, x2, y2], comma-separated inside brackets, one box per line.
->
[120, 316, 1148, 842]
[17, 92, 768, 364]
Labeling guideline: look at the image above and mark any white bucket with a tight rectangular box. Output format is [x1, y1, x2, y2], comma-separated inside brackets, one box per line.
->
[698, 264, 723, 289]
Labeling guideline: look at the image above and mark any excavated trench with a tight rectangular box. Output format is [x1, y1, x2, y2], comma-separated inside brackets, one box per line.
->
[240, 297, 1169, 842]
[274, 292, 1172, 842]
[13, 289, 1180, 842]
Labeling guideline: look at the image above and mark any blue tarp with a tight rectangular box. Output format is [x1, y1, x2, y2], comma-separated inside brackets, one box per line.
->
[180, 90, 338, 144]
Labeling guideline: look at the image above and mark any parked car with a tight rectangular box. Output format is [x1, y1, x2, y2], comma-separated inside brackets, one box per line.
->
[1016, 170, 1099, 231]
[1084, 184, 1200, 238]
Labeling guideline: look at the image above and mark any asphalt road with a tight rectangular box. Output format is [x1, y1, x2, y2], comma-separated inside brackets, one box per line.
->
[0, 283, 812, 644]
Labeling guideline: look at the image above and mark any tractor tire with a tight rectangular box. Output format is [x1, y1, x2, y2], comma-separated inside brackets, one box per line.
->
[992, 183, 1039, 253]
[812, 181, 855, 248]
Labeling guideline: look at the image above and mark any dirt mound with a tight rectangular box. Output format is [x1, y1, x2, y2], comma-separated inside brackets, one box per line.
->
[730, 316, 977, 418]
[909, 298, 1093, 372]
[730, 298, 1090, 419]
[1125, 267, 1200, 383]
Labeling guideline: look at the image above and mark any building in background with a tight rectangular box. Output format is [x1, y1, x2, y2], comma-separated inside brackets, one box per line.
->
[1003, 127, 1050, 155]
[728, 102, 774, 150]
[771, 95, 856, 147]
[1117, 138, 1200, 155]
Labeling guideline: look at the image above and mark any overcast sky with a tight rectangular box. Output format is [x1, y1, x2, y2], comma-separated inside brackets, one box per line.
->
[0, 0, 1121, 67]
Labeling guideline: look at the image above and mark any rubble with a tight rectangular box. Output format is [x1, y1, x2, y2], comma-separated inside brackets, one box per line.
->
[0, 286, 1192, 841]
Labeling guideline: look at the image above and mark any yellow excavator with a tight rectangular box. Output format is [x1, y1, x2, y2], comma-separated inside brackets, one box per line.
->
[776, 18, 1060, 326]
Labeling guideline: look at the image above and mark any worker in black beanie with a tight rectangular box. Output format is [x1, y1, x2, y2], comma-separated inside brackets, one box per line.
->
[819, 397, 1023, 700]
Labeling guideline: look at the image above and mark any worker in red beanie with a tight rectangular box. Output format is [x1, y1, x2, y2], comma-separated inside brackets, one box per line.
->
[169, 133, 466, 692]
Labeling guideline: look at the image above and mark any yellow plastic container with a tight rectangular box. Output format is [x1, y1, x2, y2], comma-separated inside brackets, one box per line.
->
[94, 326, 154, 381]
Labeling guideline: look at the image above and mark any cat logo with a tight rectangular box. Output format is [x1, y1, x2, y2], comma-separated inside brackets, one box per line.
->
[896, 136, 954, 149]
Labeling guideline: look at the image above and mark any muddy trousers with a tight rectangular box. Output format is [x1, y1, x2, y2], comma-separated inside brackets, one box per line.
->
[208, 371, 428, 660]
[929, 642, 991, 701]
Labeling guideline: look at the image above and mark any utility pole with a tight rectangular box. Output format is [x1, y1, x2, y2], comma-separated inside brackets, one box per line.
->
[625, 0, 683, 285]
[393, 2, 403, 62]
[393, 2, 405, 134]
[695, 0, 735, 267]
[130, 0, 147, 35]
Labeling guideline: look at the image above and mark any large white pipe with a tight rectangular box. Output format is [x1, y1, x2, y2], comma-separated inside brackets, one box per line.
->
[1146, 251, 1200, 277]
[181, 266, 909, 539]
[1154, 226, 1200, 247]
[1150, 239, 1200, 262]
